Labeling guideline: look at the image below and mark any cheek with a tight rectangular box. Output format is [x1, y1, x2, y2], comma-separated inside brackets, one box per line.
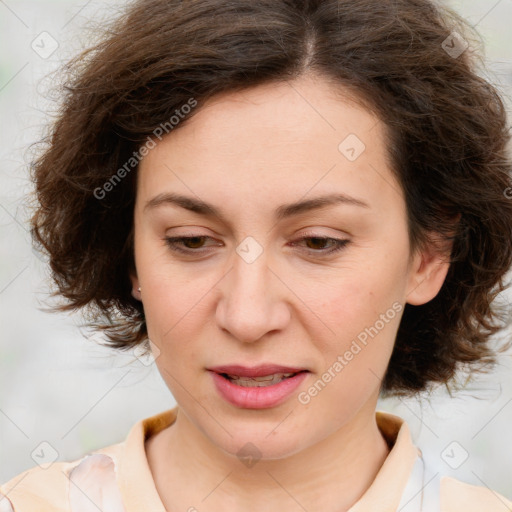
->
[134, 230, 216, 341]
[142, 280, 205, 349]
[138, 263, 198, 351]
[295, 252, 407, 402]
[299, 279, 401, 422]
[300, 258, 406, 346]
[144, 276, 206, 398]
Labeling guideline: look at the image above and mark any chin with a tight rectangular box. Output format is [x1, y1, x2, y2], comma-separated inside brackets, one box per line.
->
[207, 421, 314, 464]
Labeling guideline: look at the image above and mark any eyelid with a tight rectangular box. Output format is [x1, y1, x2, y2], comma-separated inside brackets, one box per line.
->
[163, 232, 351, 257]
[294, 227, 350, 239]
[288, 235, 350, 255]
[163, 234, 221, 253]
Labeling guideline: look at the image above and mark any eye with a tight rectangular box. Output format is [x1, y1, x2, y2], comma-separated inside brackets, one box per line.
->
[290, 236, 350, 255]
[163, 234, 351, 257]
[164, 235, 219, 254]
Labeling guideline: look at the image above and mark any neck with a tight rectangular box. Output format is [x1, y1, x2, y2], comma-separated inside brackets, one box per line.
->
[146, 404, 391, 512]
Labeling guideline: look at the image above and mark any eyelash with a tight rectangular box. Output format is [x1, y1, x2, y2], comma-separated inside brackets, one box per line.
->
[163, 235, 350, 256]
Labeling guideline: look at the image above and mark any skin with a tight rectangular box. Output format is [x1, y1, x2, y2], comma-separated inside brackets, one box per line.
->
[130, 73, 452, 512]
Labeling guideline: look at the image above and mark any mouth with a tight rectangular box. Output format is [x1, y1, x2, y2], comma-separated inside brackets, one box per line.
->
[218, 371, 306, 387]
[207, 364, 309, 408]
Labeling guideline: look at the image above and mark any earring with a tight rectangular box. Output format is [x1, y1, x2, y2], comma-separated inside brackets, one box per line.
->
[138, 287, 141, 293]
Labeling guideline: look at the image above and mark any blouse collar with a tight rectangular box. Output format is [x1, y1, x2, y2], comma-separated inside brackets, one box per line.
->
[117, 407, 420, 512]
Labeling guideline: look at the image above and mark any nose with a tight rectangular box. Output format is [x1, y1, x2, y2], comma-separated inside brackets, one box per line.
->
[215, 246, 291, 344]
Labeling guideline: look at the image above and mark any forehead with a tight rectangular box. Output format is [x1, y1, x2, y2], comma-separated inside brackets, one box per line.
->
[136, 75, 403, 218]
[163, 75, 381, 153]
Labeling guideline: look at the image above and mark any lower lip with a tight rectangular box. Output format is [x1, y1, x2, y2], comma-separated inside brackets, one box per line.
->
[209, 371, 308, 409]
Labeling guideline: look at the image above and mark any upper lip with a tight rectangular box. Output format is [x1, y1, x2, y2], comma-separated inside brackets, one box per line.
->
[208, 364, 308, 377]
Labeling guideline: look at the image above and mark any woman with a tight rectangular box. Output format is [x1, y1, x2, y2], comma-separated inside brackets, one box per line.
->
[1, 0, 511, 510]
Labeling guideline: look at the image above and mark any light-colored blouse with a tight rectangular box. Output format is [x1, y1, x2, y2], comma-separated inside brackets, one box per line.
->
[1, 407, 510, 511]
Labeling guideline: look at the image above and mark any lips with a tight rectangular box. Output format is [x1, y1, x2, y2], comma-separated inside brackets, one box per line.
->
[207, 364, 309, 408]
[226, 373, 297, 387]
[208, 364, 307, 378]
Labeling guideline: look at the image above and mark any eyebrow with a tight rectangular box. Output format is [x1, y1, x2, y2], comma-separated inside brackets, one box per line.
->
[143, 192, 370, 222]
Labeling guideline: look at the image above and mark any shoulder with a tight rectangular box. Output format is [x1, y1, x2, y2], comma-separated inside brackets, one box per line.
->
[0, 444, 124, 512]
[0, 461, 72, 512]
[441, 475, 512, 512]
[0, 408, 176, 512]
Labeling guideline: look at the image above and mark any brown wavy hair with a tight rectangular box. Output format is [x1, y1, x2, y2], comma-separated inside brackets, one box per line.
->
[29, 0, 512, 397]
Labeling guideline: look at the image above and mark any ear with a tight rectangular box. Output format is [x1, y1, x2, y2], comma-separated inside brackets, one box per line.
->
[130, 271, 142, 301]
[405, 232, 453, 306]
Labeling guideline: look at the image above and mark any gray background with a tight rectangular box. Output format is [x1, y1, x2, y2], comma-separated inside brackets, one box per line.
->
[1, 0, 511, 500]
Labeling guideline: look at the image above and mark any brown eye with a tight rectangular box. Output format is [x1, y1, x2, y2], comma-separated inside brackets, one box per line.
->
[292, 236, 350, 255]
[164, 235, 220, 255]
[180, 236, 207, 249]
[304, 237, 335, 250]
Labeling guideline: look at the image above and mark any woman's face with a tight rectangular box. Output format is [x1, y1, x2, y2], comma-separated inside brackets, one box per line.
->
[131, 74, 450, 459]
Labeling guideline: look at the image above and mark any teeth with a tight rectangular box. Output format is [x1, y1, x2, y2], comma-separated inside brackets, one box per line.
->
[226, 372, 296, 387]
